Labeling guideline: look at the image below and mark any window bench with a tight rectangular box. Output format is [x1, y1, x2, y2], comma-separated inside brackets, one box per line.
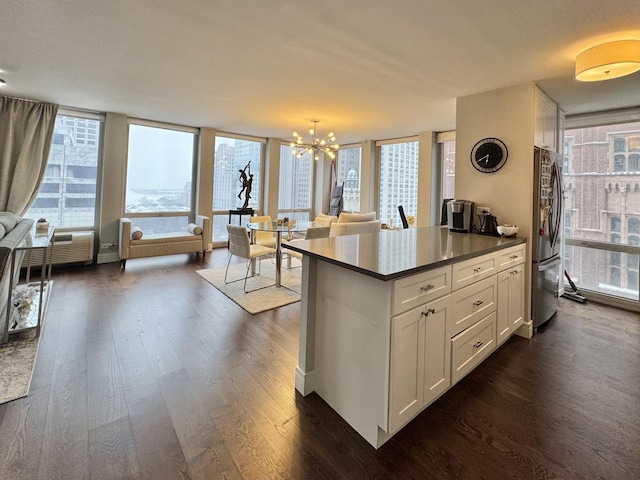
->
[118, 215, 211, 268]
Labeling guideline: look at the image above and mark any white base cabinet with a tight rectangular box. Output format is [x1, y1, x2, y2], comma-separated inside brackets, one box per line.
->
[389, 295, 451, 434]
[496, 245, 526, 346]
[297, 240, 527, 448]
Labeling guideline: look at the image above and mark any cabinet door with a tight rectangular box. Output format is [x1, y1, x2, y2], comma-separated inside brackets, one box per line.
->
[423, 295, 451, 406]
[497, 265, 525, 346]
[534, 88, 558, 151]
[509, 264, 525, 331]
[389, 306, 424, 433]
[497, 270, 511, 345]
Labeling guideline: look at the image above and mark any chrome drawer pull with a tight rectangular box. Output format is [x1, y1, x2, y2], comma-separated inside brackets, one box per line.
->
[421, 308, 436, 317]
[473, 267, 482, 273]
[473, 341, 483, 349]
[420, 284, 435, 292]
[510, 255, 518, 260]
[472, 300, 483, 307]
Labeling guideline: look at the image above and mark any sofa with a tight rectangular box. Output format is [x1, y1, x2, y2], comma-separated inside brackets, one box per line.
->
[329, 211, 381, 236]
[119, 215, 211, 268]
[1, 212, 34, 343]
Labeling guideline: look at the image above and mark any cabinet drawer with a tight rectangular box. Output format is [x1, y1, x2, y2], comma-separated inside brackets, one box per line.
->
[393, 265, 451, 315]
[451, 311, 496, 385]
[452, 253, 497, 290]
[450, 276, 497, 337]
[496, 243, 526, 272]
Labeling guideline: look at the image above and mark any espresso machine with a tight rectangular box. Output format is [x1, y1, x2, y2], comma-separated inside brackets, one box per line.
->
[447, 200, 475, 233]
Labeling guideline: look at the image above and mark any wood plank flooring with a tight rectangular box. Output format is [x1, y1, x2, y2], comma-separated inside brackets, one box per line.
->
[1, 249, 638, 479]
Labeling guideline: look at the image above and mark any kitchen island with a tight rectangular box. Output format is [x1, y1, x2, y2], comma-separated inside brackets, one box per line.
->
[285, 226, 526, 448]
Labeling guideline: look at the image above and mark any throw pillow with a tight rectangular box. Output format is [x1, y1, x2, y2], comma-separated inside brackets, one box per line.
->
[0, 212, 19, 232]
[130, 226, 143, 240]
[337, 211, 377, 223]
[0, 223, 5, 241]
[187, 223, 202, 235]
[314, 213, 338, 227]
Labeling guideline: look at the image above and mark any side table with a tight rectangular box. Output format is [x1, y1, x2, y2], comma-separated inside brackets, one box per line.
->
[3, 226, 56, 344]
[227, 208, 254, 247]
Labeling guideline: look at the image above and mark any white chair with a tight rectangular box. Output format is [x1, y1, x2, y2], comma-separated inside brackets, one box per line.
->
[225, 225, 276, 292]
[251, 215, 277, 248]
[283, 226, 331, 262]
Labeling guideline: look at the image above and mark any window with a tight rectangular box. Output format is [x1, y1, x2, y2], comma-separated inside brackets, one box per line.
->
[611, 252, 620, 266]
[67, 165, 97, 178]
[611, 217, 621, 232]
[24, 111, 102, 228]
[125, 122, 196, 234]
[610, 268, 621, 287]
[212, 134, 264, 242]
[278, 144, 314, 221]
[31, 198, 59, 208]
[65, 198, 95, 208]
[564, 120, 640, 302]
[66, 184, 96, 194]
[378, 139, 419, 226]
[440, 139, 456, 203]
[336, 146, 362, 213]
[614, 138, 626, 152]
[40, 183, 60, 193]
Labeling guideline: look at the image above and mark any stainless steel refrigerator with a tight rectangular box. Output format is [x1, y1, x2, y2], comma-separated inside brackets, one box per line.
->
[532, 146, 563, 329]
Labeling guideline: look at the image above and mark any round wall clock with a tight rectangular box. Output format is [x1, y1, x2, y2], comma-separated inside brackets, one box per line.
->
[470, 137, 508, 173]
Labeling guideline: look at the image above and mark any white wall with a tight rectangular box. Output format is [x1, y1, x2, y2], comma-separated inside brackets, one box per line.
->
[456, 82, 536, 328]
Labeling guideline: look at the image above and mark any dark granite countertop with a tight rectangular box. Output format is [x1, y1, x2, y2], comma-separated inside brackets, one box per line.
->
[284, 226, 526, 281]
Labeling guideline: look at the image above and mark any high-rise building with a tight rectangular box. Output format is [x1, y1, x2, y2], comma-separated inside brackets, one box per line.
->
[564, 123, 640, 298]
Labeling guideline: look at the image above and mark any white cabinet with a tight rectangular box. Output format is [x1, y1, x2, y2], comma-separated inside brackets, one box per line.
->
[496, 243, 526, 272]
[451, 311, 496, 385]
[558, 109, 565, 155]
[497, 263, 525, 346]
[534, 88, 558, 151]
[389, 289, 451, 433]
[393, 265, 451, 314]
[450, 275, 497, 336]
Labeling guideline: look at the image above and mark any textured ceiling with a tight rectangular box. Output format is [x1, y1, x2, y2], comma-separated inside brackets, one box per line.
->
[2, 0, 640, 144]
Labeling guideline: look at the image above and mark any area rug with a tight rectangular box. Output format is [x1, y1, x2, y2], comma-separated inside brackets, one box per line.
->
[196, 260, 302, 314]
[0, 328, 42, 404]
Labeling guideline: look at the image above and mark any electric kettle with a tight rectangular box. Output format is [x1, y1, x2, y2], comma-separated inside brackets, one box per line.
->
[478, 213, 499, 235]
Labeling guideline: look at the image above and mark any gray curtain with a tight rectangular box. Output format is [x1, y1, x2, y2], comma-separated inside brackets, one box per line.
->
[0, 96, 59, 215]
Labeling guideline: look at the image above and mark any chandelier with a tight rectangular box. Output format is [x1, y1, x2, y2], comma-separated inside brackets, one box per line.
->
[290, 120, 339, 160]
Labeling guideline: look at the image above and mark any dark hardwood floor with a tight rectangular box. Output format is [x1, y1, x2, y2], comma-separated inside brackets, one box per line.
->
[1, 249, 638, 479]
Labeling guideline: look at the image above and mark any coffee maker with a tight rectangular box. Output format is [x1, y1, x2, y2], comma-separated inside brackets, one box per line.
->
[447, 200, 475, 233]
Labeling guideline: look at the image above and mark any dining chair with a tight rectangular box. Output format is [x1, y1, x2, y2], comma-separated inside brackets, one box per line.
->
[225, 224, 276, 292]
[283, 226, 331, 261]
[251, 215, 277, 248]
[398, 205, 409, 229]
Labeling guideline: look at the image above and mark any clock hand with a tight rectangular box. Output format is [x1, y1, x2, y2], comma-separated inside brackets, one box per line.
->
[478, 154, 489, 164]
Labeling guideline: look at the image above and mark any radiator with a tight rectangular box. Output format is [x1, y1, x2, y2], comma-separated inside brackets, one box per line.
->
[21, 231, 95, 267]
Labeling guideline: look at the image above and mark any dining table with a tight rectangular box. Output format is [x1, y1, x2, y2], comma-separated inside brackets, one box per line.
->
[247, 220, 316, 287]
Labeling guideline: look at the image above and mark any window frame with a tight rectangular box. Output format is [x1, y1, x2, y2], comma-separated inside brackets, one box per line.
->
[124, 118, 198, 221]
[24, 108, 105, 231]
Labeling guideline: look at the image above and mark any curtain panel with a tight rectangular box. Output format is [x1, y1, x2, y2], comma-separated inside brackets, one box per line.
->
[0, 96, 59, 215]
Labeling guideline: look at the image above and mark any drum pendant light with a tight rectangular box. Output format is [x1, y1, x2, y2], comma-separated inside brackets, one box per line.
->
[575, 40, 640, 81]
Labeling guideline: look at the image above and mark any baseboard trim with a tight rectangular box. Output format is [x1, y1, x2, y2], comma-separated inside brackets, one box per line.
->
[515, 320, 533, 339]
